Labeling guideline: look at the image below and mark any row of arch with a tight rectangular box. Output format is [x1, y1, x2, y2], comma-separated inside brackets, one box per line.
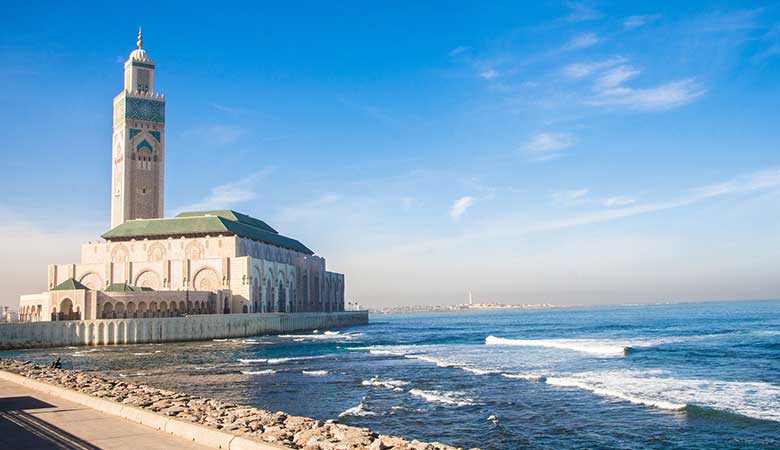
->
[19, 304, 44, 322]
[251, 266, 296, 314]
[11, 312, 364, 348]
[98, 299, 215, 319]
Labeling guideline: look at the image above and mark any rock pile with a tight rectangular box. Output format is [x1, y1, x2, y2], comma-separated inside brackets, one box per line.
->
[0, 359, 477, 450]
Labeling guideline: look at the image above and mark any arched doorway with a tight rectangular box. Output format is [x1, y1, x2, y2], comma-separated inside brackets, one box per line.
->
[59, 298, 74, 321]
[102, 302, 114, 319]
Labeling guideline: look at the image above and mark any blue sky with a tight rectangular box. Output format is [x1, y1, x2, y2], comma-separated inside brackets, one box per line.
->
[1, 1, 779, 307]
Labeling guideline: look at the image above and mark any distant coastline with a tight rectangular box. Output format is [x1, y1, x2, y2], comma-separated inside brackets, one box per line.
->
[367, 298, 780, 315]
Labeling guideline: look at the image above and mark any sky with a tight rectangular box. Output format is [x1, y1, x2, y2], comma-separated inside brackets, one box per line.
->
[1, 1, 779, 308]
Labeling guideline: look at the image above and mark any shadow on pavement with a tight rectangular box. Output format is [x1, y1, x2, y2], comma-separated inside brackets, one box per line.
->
[0, 396, 101, 450]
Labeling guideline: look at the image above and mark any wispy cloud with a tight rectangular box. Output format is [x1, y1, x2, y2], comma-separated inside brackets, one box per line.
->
[563, 56, 705, 111]
[562, 57, 627, 79]
[479, 69, 500, 79]
[587, 78, 705, 110]
[691, 9, 764, 33]
[595, 65, 641, 89]
[563, 2, 602, 23]
[623, 14, 661, 30]
[522, 132, 576, 161]
[448, 46, 469, 57]
[534, 169, 780, 231]
[210, 103, 251, 115]
[562, 32, 602, 51]
[604, 196, 636, 207]
[551, 189, 590, 205]
[389, 168, 780, 256]
[173, 169, 273, 214]
[449, 196, 475, 221]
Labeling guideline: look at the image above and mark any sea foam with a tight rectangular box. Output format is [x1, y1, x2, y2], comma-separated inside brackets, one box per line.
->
[485, 336, 632, 357]
[362, 377, 409, 391]
[241, 369, 277, 375]
[543, 370, 780, 422]
[409, 389, 477, 407]
[339, 399, 376, 417]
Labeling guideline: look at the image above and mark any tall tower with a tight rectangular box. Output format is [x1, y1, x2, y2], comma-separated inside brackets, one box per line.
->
[111, 28, 166, 229]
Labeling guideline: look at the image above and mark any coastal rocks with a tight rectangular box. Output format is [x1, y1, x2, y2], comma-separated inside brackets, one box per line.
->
[0, 358, 479, 450]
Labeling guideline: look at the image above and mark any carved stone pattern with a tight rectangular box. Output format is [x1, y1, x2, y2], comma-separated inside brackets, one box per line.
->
[136, 271, 161, 289]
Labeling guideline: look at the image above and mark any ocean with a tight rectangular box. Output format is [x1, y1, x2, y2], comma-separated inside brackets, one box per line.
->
[4, 300, 780, 449]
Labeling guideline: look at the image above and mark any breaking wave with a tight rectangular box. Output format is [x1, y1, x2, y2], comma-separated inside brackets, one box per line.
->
[302, 370, 329, 376]
[239, 355, 332, 365]
[339, 399, 376, 417]
[267, 355, 331, 364]
[409, 389, 477, 407]
[241, 369, 277, 375]
[543, 370, 780, 422]
[501, 373, 547, 382]
[362, 377, 409, 391]
[280, 332, 362, 340]
[486, 336, 634, 357]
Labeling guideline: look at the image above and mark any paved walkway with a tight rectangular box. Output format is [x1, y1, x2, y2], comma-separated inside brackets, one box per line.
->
[0, 378, 212, 450]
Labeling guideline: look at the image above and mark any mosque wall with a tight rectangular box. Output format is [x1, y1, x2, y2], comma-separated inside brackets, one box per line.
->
[0, 311, 368, 350]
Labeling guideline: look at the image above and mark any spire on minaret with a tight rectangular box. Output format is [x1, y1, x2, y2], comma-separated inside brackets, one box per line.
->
[128, 27, 150, 62]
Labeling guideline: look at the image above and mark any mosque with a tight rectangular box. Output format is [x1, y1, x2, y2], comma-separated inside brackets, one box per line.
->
[18, 31, 345, 322]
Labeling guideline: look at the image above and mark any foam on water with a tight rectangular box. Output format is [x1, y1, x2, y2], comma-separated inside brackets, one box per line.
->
[404, 354, 456, 368]
[409, 389, 477, 407]
[362, 377, 410, 391]
[241, 369, 277, 375]
[280, 332, 362, 340]
[302, 370, 329, 376]
[486, 336, 636, 357]
[501, 373, 547, 382]
[267, 355, 331, 364]
[72, 348, 100, 357]
[461, 366, 496, 375]
[542, 370, 780, 422]
[339, 399, 376, 417]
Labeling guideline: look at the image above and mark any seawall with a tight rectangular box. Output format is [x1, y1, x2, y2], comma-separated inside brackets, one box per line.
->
[0, 311, 367, 350]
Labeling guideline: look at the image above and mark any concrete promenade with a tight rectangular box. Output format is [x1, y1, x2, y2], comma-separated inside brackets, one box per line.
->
[0, 377, 212, 450]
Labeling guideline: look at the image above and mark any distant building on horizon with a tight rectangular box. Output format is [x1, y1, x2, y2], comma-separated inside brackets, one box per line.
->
[18, 30, 345, 322]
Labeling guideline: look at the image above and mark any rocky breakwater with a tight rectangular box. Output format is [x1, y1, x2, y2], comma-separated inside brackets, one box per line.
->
[0, 359, 478, 450]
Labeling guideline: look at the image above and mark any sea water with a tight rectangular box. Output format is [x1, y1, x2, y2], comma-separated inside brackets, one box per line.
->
[5, 300, 780, 449]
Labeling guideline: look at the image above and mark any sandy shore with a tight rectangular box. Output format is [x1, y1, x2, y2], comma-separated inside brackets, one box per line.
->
[0, 359, 478, 450]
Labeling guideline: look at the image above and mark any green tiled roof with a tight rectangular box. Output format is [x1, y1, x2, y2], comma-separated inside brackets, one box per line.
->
[104, 283, 152, 292]
[101, 210, 314, 255]
[175, 210, 278, 234]
[52, 278, 89, 291]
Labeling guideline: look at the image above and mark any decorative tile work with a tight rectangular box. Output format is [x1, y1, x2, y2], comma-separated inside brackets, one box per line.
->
[129, 128, 142, 139]
[150, 130, 161, 142]
[136, 139, 154, 152]
[126, 97, 165, 123]
[131, 62, 156, 70]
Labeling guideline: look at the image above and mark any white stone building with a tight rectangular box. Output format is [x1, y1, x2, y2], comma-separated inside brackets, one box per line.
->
[19, 30, 345, 322]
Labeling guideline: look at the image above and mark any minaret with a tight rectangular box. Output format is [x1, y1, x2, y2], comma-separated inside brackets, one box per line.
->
[111, 28, 166, 229]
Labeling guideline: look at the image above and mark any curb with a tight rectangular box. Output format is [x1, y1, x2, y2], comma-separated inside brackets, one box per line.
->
[0, 369, 290, 450]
